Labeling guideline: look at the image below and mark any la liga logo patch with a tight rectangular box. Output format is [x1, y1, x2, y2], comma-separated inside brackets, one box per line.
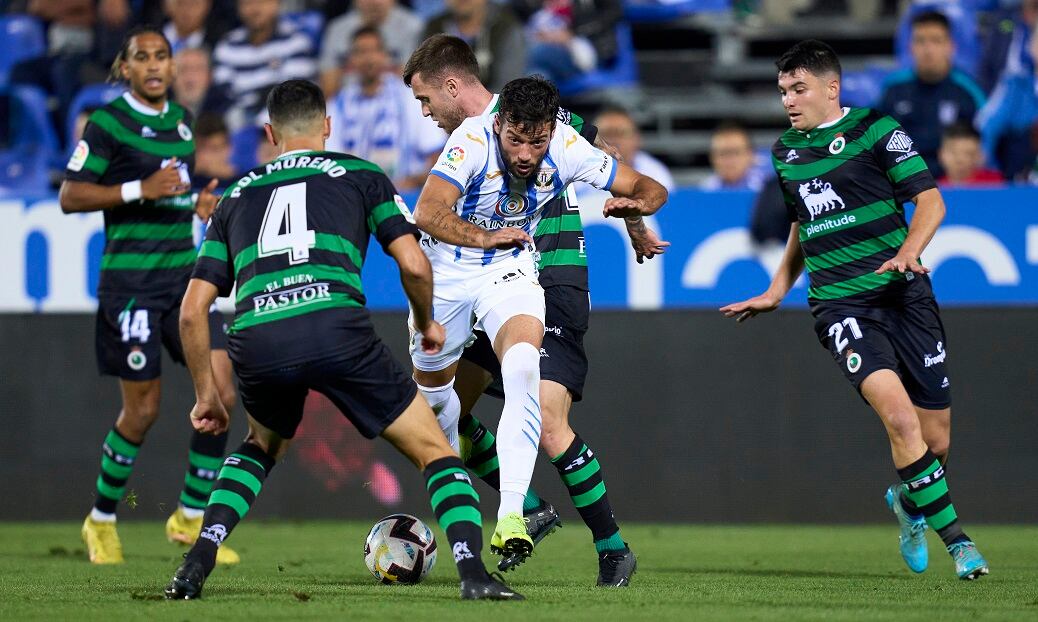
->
[445, 146, 465, 163]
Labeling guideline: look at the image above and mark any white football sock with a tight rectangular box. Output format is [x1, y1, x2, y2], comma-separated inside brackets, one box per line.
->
[417, 381, 461, 452]
[496, 342, 542, 519]
[89, 508, 116, 523]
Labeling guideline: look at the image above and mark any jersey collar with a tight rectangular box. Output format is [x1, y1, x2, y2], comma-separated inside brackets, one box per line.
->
[815, 107, 851, 130]
[277, 149, 316, 158]
[483, 93, 499, 117]
[122, 92, 169, 116]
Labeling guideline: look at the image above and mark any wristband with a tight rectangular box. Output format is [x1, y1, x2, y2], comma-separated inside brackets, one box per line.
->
[121, 180, 142, 203]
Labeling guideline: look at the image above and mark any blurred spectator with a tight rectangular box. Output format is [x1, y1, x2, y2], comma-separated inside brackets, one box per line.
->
[319, 0, 424, 94]
[877, 10, 986, 176]
[173, 47, 212, 117]
[211, 0, 317, 131]
[977, 31, 1038, 181]
[515, 0, 623, 85]
[936, 123, 1003, 187]
[163, 0, 223, 53]
[327, 27, 444, 191]
[423, 0, 525, 92]
[978, 0, 1038, 95]
[12, 1, 100, 124]
[193, 111, 238, 189]
[593, 106, 674, 192]
[701, 122, 763, 192]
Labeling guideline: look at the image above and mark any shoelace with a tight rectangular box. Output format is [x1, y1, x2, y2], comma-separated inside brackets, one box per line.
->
[909, 521, 927, 539]
[948, 542, 974, 562]
[599, 551, 625, 580]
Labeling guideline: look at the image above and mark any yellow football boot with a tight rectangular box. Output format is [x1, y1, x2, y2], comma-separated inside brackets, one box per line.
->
[490, 512, 534, 560]
[165, 507, 240, 565]
[81, 515, 124, 564]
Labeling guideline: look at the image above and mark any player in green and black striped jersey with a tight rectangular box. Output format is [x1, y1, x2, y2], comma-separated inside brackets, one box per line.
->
[722, 40, 988, 580]
[165, 79, 521, 601]
[59, 28, 238, 566]
[403, 35, 668, 585]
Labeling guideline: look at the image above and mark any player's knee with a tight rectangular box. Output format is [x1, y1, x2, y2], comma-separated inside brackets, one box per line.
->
[883, 409, 922, 443]
[501, 342, 540, 385]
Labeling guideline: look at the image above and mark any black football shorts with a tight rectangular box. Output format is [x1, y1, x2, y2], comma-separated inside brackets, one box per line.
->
[812, 295, 951, 409]
[461, 284, 590, 402]
[95, 294, 228, 381]
[235, 331, 417, 439]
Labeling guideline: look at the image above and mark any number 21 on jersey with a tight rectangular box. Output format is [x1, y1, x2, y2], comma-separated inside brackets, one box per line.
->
[258, 182, 315, 265]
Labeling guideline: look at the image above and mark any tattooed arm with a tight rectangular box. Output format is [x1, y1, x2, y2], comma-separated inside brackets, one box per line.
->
[413, 175, 532, 251]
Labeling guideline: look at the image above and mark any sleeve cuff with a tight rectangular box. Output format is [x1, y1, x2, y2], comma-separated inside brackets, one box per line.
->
[603, 159, 618, 191]
[430, 169, 466, 194]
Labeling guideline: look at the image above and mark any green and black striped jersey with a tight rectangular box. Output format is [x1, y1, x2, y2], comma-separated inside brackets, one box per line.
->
[193, 150, 418, 371]
[772, 107, 937, 306]
[534, 187, 588, 290]
[65, 93, 197, 299]
[489, 97, 595, 291]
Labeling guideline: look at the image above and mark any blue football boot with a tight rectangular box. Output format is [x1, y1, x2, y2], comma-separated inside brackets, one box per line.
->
[948, 541, 989, 580]
[885, 483, 929, 573]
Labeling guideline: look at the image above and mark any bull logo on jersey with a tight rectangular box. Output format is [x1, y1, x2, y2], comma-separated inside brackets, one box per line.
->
[798, 178, 845, 221]
[495, 192, 529, 218]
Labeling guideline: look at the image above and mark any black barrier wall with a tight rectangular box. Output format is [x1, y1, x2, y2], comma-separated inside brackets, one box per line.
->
[1, 309, 1035, 523]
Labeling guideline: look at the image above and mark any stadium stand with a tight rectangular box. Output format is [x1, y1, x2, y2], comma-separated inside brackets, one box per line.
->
[0, 15, 46, 87]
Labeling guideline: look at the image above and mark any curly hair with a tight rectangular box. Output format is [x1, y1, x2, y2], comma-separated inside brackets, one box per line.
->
[497, 76, 560, 133]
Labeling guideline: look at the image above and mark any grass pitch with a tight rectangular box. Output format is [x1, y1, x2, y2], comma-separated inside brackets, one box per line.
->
[1, 522, 1035, 621]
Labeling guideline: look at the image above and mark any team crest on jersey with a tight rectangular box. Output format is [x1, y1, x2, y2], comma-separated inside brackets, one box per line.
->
[495, 192, 529, 218]
[886, 130, 913, 153]
[798, 178, 845, 221]
[534, 167, 556, 191]
[177, 121, 193, 141]
[828, 134, 846, 154]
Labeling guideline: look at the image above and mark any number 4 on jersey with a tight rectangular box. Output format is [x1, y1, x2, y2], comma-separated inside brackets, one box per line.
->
[258, 182, 315, 264]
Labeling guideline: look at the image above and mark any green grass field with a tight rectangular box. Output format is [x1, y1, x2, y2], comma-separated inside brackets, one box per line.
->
[2, 522, 1035, 621]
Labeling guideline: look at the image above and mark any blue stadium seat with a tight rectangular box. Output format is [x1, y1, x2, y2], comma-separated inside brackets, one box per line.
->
[65, 83, 125, 148]
[0, 15, 46, 87]
[624, 0, 729, 23]
[557, 25, 639, 97]
[895, 2, 980, 78]
[0, 150, 51, 197]
[284, 11, 325, 50]
[230, 126, 260, 174]
[3, 85, 59, 155]
[841, 65, 892, 109]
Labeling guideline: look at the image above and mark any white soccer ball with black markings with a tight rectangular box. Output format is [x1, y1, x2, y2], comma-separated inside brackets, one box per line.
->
[363, 514, 437, 584]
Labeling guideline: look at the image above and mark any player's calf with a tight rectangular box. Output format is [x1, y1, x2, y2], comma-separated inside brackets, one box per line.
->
[164, 441, 276, 599]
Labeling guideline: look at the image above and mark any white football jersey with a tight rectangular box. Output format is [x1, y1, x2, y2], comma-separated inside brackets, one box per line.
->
[427, 113, 617, 267]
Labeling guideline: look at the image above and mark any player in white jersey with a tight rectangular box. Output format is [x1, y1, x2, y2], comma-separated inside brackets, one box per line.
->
[409, 76, 668, 564]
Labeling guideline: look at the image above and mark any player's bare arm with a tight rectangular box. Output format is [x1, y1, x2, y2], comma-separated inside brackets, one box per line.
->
[385, 234, 445, 354]
[875, 188, 945, 276]
[414, 174, 533, 250]
[179, 278, 228, 435]
[59, 158, 191, 213]
[600, 163, 668, 219]
[720, 222, 805, 322]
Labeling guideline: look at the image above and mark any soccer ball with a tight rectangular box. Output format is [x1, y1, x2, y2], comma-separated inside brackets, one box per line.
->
[363, 514, 437, 584]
